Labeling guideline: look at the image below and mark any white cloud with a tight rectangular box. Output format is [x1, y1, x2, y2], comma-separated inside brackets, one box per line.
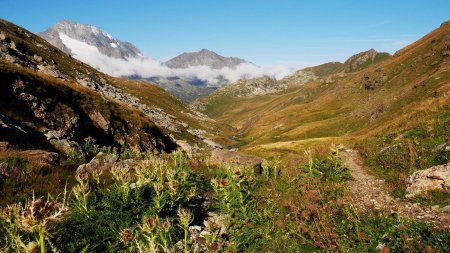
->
[59, 33, 295, 86]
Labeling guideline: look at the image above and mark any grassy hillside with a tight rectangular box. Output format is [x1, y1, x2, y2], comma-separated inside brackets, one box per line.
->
[197, 21, 450, 160]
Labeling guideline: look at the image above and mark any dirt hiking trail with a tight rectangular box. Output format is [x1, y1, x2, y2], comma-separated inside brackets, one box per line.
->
[339, 148, 450, 229]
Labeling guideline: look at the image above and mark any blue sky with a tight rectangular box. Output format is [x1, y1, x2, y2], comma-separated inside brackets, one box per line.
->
[2, 0, 449, 67]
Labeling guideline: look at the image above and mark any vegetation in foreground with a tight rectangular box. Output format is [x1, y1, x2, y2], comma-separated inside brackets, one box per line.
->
[1, 146, 449, 253]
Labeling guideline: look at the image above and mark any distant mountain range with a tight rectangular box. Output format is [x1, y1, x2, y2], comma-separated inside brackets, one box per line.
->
[37, 20, 262, 102]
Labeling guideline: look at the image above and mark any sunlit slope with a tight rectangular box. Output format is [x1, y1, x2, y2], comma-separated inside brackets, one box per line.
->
[200, 21, 450, 154]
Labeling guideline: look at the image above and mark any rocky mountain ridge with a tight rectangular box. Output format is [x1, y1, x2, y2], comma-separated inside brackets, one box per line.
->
[0, 19, 223, 156]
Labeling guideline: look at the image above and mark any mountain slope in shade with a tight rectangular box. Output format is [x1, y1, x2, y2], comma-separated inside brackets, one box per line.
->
[0, 18, 229, 155]
[38, 20, 142, 60]
[165, 49, 250, 69]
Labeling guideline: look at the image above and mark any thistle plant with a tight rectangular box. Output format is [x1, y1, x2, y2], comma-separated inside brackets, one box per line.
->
[178, 208, 193, 253]
[72, 175, 90, 215]
[0, 192, 68, 253]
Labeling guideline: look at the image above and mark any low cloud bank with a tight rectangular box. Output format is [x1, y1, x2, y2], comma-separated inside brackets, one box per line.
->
[59, 33, 295, 85]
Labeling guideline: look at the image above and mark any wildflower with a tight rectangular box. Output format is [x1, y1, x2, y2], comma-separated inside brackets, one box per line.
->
[142, 216, 158, 232]
[219, 179, 229, 187]
[120, 228, 134, 245]
[153, 182, 164, 193]
[178, 208, 193, 227]
[233, 170, 243, 179]
[186, 188, 196, 199]
[161, 218, 171, 232]
[26, 241, 39, 253]
[168, 180, 179, 193]
[129, 182, 137, 189]
[179, 171, 188, 178]
[189, 225, 202, 232]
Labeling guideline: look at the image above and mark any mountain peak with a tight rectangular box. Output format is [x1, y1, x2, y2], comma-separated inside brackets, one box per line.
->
[38, 20, 142, 60]
[342, 48, 391, 72]
[199, 48, 213, 53]
[165, 49, 250, 69]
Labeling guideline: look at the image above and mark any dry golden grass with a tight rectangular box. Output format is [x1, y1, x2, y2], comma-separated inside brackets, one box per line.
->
[198, 21, 450, 158]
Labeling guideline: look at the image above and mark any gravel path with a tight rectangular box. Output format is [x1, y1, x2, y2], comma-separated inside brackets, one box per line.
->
[340, 148, 450, 229]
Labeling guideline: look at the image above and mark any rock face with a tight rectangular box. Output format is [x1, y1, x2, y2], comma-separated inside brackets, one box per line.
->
[406, 163, 450, 198]
[38, 20, 142, 60]
[211, 149, 263, 174]
[165, 49, 249, 69]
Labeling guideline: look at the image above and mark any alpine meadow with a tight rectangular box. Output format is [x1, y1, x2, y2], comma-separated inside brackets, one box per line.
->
[0, 1, 449, 252]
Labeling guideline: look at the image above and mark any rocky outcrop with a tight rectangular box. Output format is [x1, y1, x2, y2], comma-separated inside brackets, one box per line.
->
[343, 49, 391, 73]
[211, 149, 263, 174]
[363, 74, 386, 90]
[406, 163, 450, 198]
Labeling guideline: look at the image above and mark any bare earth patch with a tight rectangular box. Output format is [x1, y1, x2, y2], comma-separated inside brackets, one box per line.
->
[340, 148, 450, 229]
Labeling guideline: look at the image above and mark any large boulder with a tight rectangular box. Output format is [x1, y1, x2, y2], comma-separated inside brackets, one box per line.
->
[76, 152, 117, 179]
[211, 149, 263, 174]
[406, 162, 450, 198]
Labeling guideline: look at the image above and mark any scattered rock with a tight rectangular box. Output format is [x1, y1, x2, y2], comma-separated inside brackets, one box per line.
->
[378, 143, 404, 156]
[33, 54, 42, 62]
[376, 242, 388, 252]
[203, 139, 222, 149]
[87, 110, 109, 132]
[211, 149, 263, 174]
[0, 162, 24, 181]
[204, 212, 229, 236]
[440, 205, 450, 213]
[20, 150, 59, 165]
[406, 162, 450, 198]
[76, 152, 117, 179]
[49, 139, 73, 154]
[433, 142, 449, 152]
[0, 141, 8, 151]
